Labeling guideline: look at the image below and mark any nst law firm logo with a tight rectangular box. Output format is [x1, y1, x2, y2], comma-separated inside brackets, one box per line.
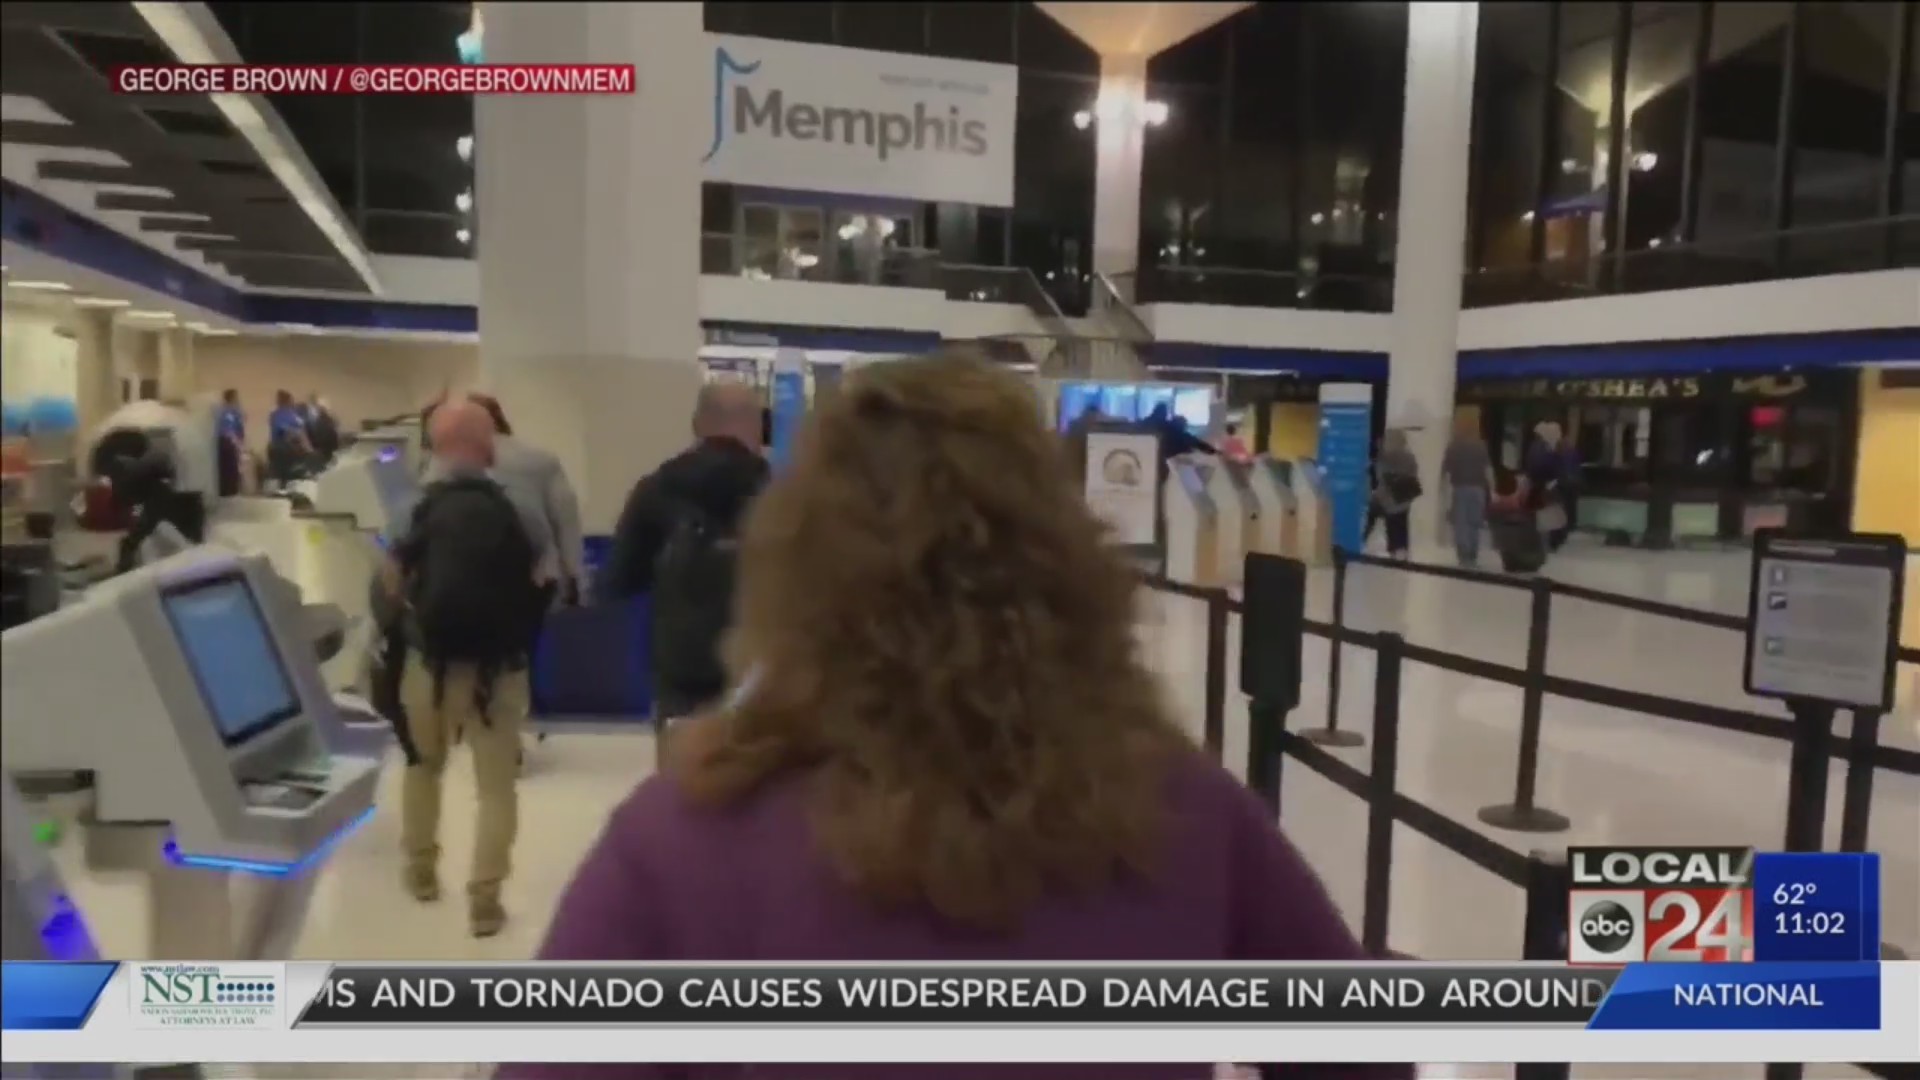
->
[131, 962, 286, 1029]
[700, 33, 1016, 207]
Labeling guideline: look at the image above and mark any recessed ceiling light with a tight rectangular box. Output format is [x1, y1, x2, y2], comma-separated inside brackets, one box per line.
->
[276, 322, 321, 334]
[72, 296, 132, 309]
[455, 190, 473, 213]
[196, 327, 239, 337]
[456, 227, 472, 244]
[7, 280, 72, 292]
[122, 309, 178, 322]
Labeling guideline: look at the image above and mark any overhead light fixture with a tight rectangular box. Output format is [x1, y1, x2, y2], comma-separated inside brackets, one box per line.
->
[1309, 212, 1326, 226]
[8, 280, 73, 292]
[1142, 100, 1170, 127]
[455, 190, 474, 213]
[72, 297, 131, 309]
[132, 1, 383, 296]
[275, 322, 321, 334]
[456, 227, 473, 244]
[457, 135, 474, 162]
[185, 321, 238, 336]
[122, 309, 178, 323]
[1072, 110, 1092, 131]
[1522, 210, 1536, 223]
[1631, 151, 1659, 173]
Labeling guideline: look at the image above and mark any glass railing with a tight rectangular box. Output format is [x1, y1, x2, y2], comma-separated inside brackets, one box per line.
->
[699, 233, 940, 288]
[1462, 217, 1919, 309]
[972, 333, 1149, 380]
[937, 264, 1073, 334]
[1130, 264, 1396, 313]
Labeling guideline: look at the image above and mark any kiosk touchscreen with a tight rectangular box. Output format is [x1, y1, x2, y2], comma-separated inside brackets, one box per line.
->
[1, 548, 379, 870]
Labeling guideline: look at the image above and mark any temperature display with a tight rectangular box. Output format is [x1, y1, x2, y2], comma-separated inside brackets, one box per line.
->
[1751, 852, 1880, 962]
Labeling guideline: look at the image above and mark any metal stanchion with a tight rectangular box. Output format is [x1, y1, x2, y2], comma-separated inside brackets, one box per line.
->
[1245, 698, 1286, 819]
[1479, 577, 1571, 833]
[1202, 592, 1229, 761]
[1842, 707, 1912, 961]
[1781, 699, 1839, 854]
[1360, 633, 1405, 956]
[1304, 549, 1364, 747]
[1516, 850, 1573, 1080]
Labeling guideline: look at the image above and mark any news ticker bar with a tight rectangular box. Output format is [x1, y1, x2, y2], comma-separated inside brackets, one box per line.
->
[0, 962, 1888, 1034]
[110, 64, 635, 96]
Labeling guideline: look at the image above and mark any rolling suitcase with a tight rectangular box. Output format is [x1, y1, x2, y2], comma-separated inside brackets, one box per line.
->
[1489, 509, 1546, 574]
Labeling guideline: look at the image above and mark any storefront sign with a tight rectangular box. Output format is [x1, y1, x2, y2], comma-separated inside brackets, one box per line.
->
[702, 34, 1017, 207]
[1459, 373, 1818, 404]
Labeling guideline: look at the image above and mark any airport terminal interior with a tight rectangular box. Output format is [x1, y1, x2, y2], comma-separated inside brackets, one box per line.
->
[1, 0, 1917, 1077]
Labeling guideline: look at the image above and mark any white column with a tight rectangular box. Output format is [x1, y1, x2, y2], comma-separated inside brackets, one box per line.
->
[67, 308, 119, 438]
[476, 1, 706, 532]
[1091, 56, 1149, 279]
[1387, 1, 1478, 545]
[156, 328, 195, 402]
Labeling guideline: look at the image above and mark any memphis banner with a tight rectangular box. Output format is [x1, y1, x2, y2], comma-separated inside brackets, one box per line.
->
[2, 961, 1915, 1065]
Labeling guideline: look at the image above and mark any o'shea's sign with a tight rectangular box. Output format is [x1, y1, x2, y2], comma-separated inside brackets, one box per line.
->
[1568, 847, 1756, 965]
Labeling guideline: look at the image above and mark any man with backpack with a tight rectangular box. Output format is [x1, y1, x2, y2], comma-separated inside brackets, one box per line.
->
[603, 381, 769, 726]
[382, 398, 555, 938]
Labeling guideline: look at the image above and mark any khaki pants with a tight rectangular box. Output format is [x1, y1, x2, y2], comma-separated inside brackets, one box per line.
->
[399, 655, 525, 898]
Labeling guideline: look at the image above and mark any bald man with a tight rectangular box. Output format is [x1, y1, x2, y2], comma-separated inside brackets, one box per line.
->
[604, 379, 769, 722]
[383, 397, 555, 937]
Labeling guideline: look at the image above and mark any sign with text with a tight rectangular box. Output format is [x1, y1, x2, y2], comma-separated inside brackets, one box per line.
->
[702, 34, 1016, 207]
[1743, 530, 1905, 712]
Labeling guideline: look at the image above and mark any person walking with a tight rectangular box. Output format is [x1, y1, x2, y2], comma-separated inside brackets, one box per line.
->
[1368, 429, 1422, 560]
[382, 398, 555, 937]
[1440, 415, 1495, 567]
[602, 381, 769, 726]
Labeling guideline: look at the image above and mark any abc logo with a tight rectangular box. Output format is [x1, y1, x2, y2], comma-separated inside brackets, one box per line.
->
[1578, 900, 1637, 955]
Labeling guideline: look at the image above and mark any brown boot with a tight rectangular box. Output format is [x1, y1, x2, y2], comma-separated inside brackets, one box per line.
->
[403, 862, 440, 903]
[469, 891, 506, 938]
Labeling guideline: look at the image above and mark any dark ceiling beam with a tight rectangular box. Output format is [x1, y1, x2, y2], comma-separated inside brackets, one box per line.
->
[137, 213, 223, 233]
[93, 190, 188, 212]
[36, 158, 144, 185]
[172, 235, 246, 252]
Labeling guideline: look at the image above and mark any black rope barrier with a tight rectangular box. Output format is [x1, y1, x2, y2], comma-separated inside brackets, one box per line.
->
[1141, 565, 1914, 1079]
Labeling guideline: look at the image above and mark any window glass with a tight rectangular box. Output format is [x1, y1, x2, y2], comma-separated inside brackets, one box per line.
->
[1695, 2, 1792, 249]
[1468, 2, 1552, 273]
[740, 205, 824, 281]
[928, 2, 1015, 64]
[836, 2, 926, 54]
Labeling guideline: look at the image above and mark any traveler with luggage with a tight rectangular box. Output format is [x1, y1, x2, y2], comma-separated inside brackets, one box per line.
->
[504, 349, 1403, 1080]
[382, 398, 556, 938]
[602, 381, 769, 725]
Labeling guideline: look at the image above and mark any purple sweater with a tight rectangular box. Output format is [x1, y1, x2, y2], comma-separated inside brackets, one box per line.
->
[502, 750, 1410, 1080]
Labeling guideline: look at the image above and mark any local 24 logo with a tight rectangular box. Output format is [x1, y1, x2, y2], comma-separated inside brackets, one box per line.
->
[1567, 846, 1756, 964]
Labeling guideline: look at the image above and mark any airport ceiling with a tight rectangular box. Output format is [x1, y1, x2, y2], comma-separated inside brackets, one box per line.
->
[0, 2, 372, 293]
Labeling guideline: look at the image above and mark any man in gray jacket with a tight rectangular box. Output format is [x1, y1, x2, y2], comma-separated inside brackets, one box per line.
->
[422, 394, 585, 602]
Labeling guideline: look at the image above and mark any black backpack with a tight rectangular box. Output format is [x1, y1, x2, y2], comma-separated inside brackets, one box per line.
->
[401, 475, 541, 670]
[650, 500, 740, 700]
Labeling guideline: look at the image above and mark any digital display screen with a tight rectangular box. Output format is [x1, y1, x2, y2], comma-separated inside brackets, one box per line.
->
[1099, 385, 1140, 423]
[1057, 383, 1100, 432]
[1136, 386, 1175, 421]
[161, 574, 301, 746]
[1174, 387, 1213, 430]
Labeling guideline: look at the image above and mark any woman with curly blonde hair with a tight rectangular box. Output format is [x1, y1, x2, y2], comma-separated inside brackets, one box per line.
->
[512, 348, 1395, 1080]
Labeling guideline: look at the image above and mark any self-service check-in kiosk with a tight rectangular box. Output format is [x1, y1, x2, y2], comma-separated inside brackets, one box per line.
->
[1164, 459, 1222, 586]
[1248, 457, 1300, 559]
[2, 547, 381, 960]
[1290, 458, 1335, 566]
[1206, 461, 1261, 585]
